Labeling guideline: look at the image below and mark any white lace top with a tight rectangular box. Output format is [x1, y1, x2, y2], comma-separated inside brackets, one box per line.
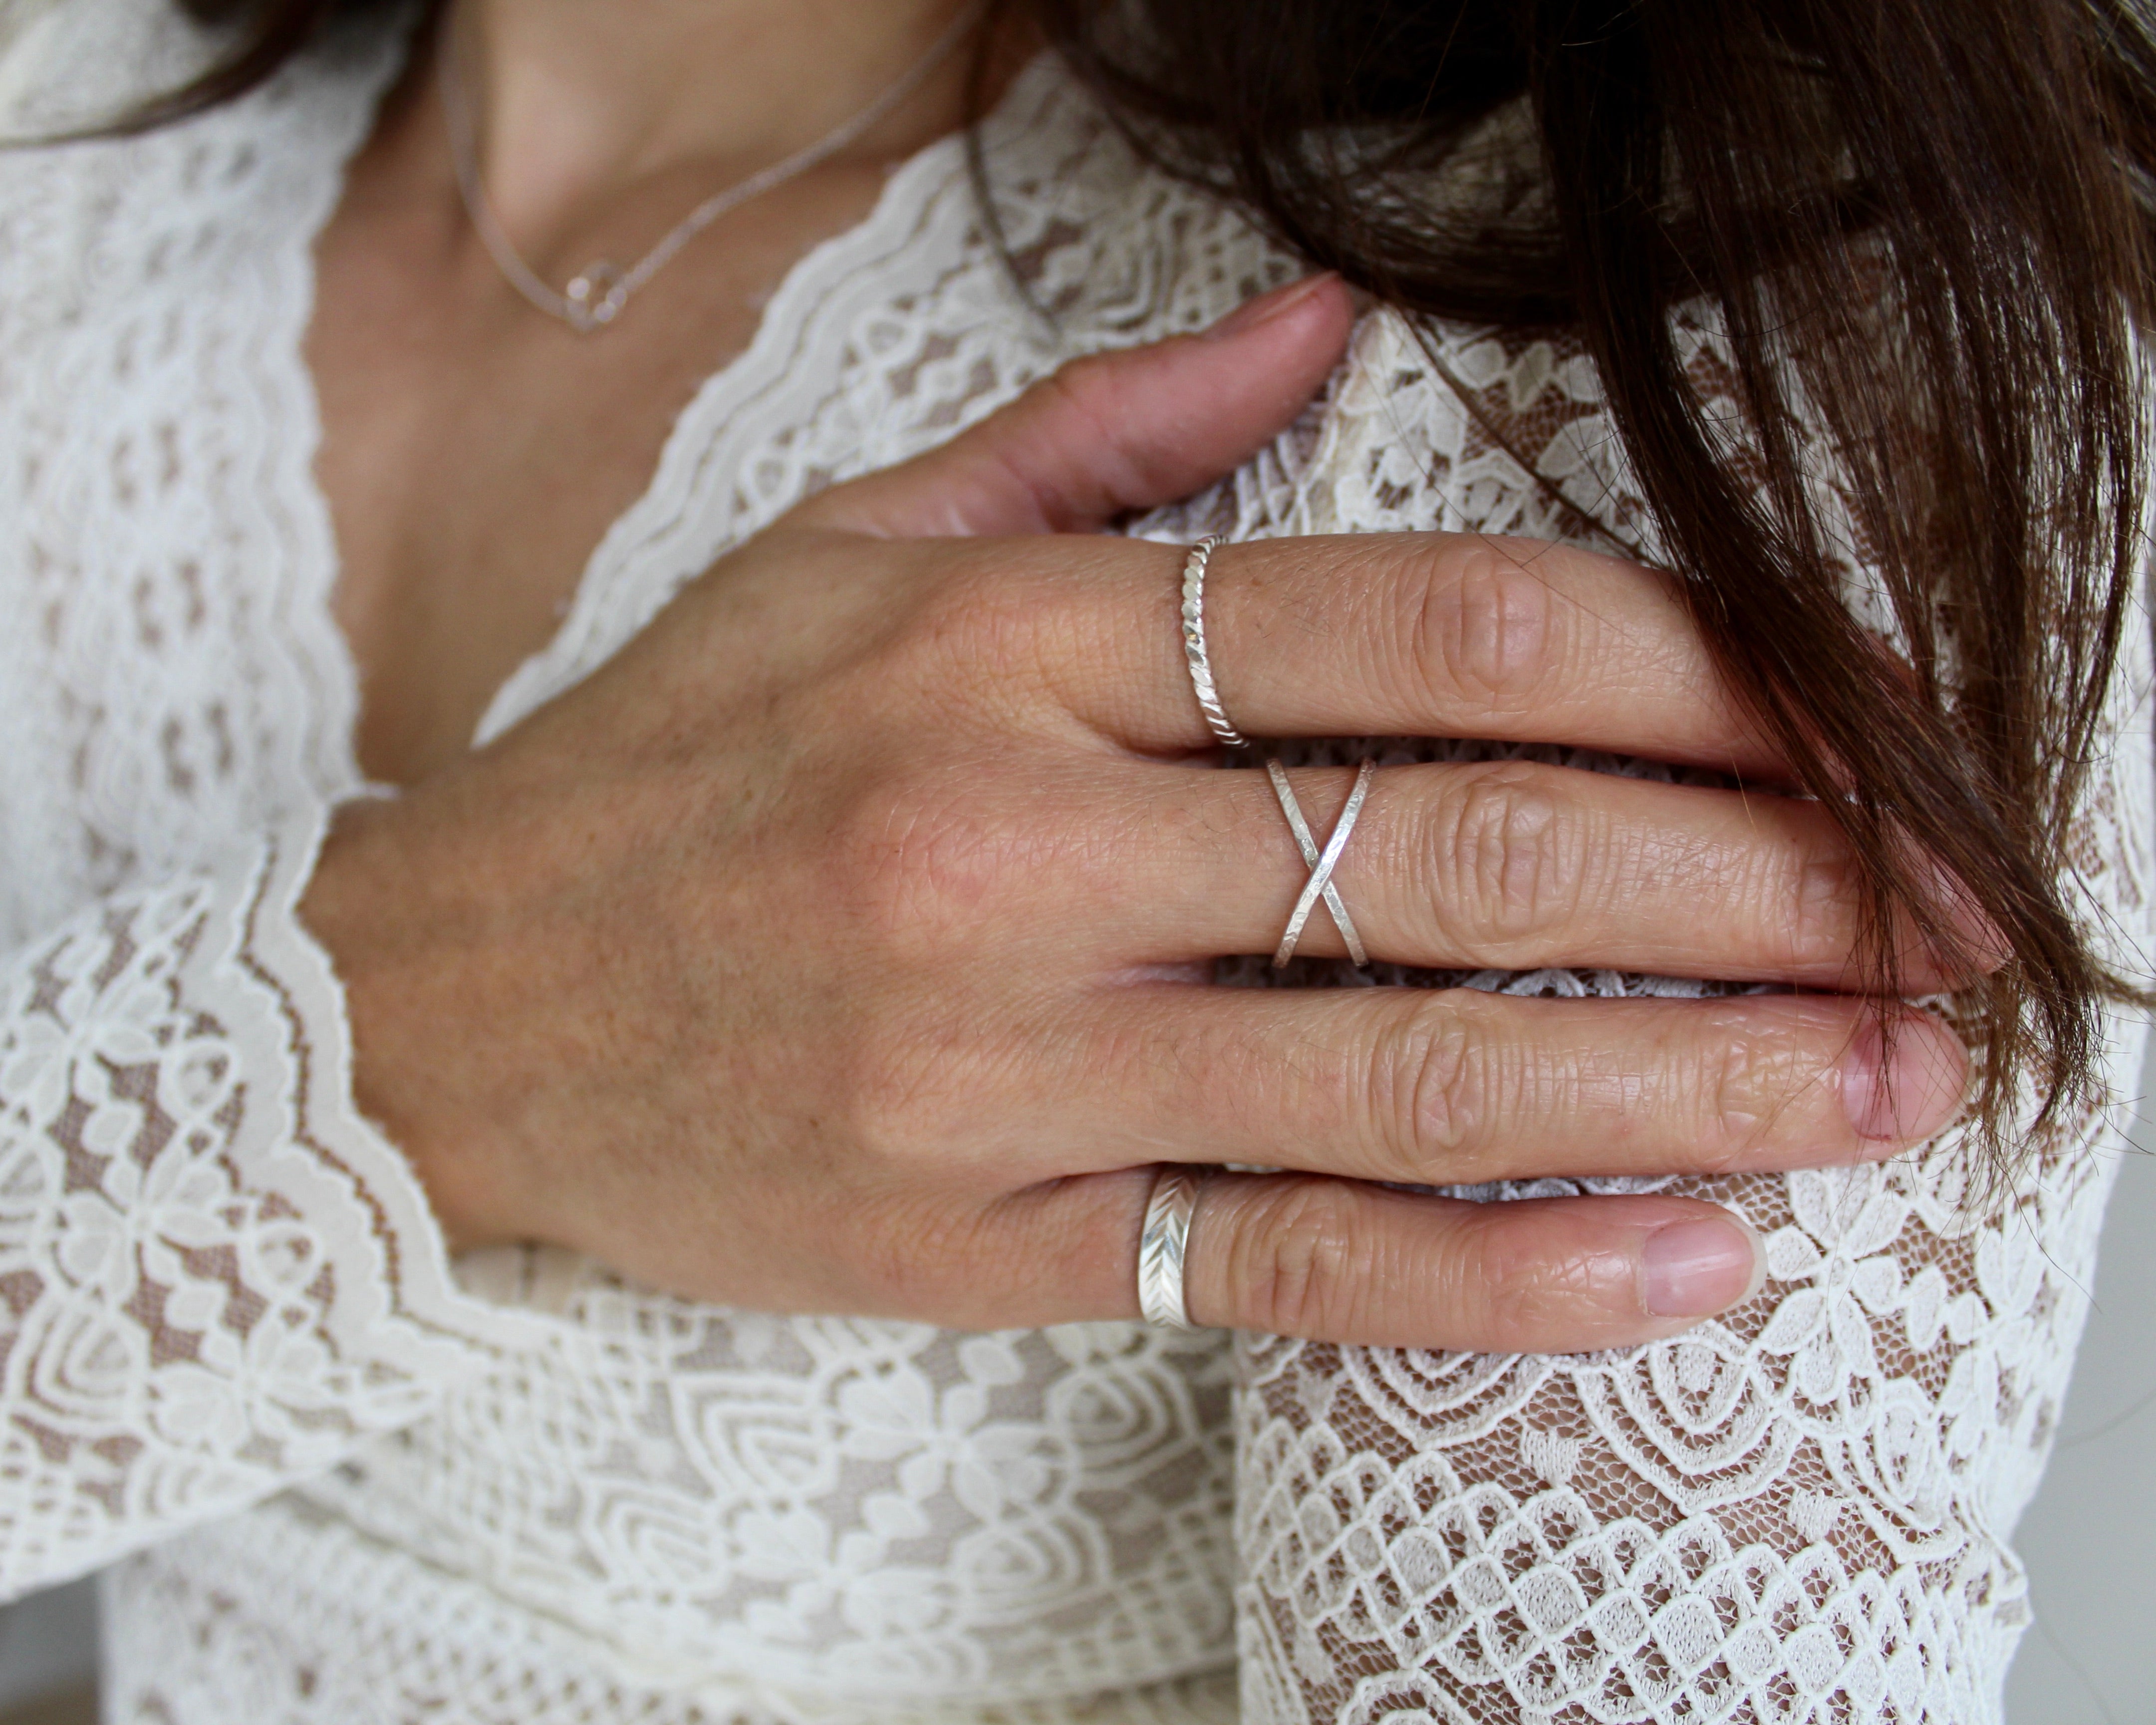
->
[0, 6, 2148, 1724]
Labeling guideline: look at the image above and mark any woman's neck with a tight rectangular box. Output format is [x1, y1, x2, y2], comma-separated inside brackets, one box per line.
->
[453, 0, 981, 257]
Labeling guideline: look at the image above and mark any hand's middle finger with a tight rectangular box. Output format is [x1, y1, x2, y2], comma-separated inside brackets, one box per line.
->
[1113, 757, 1940, 988]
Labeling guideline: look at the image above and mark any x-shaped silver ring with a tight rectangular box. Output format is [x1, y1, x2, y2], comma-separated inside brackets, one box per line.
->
[1265, 758, 1375, 967]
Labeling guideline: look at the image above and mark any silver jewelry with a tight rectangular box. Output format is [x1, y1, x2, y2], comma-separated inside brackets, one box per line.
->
[1136, 1165, 1207, 1330]
[1270, 758, 1375, 967]
[438, 3, 984, 332]
[1179, 536, 1247, 747]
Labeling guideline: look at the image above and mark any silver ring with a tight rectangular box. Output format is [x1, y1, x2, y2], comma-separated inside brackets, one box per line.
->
[1179, 536, 1247, 748]
[1137, 1165, 1207, 1329]
[1270, 758, 1375, 967]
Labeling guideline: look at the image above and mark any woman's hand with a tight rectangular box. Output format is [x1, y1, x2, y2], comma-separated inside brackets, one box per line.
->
[301, 276, 1978, 1350]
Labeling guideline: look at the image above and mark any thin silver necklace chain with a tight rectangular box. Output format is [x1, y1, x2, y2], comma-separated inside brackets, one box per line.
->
[438, 3, 985, 333]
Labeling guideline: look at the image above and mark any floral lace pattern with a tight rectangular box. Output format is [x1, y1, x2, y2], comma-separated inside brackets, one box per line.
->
[1201, 319, 2156, 1725]
[0, 4, 2145, 1724]
[101, 1495, 1244, 1725]
[0, 0, 531, 1607]
[0, 822, 528, 1596]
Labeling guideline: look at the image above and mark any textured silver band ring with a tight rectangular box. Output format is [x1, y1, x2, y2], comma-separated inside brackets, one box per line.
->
[1271, 758, 1376, 967]
[1179, 536, 1247, 748]
[1136, 1165, 1207, 1329]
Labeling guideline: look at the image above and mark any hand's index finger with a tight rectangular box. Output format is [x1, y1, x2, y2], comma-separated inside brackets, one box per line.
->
[1054, 532, 1787, 780]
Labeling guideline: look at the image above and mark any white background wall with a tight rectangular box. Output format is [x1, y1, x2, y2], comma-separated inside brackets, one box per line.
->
[2003, 1108, 2156, 1725]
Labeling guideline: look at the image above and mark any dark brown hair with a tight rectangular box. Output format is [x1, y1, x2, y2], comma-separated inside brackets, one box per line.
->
[140, 0, 2156, 1173]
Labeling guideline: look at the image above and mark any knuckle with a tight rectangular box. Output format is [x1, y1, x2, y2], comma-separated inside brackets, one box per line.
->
[1021, 355, 1133, 480]
[1022, 353, 1155, 502]
[1431, 764, 1580, 944]
[827, 771, 1039, 960]
[842, 1004, 1019, 1180]
[1412, 543, 1559, 715]
[1788, 847, 1859, 968]
[1038, 350, 1120, 419]
[1699, 1016, 1807, 1169]
[1474, 1216, 1601, 1339]
[904, 560, 1045, 696]
[1228, 1179, 1372, 1338]
[1378, 1011, 1492, 1174]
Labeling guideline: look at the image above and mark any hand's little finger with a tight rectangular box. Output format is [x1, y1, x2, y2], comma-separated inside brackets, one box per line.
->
[939, 1169, 1761, 1348]
[1185, 1177, 1764, 1349]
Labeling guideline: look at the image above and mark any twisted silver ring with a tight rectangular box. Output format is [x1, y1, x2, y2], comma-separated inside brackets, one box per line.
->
[1136, 1165, 1207, 1329]
[1269, 758, 1376, 967]
[1179, 536, 1247, 748]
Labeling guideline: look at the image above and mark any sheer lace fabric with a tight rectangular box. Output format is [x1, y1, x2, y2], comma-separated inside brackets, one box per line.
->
[0, 0, 540, 1598]
[1198, 320, 2156, 1725]
[0, 5, 2145, 1723]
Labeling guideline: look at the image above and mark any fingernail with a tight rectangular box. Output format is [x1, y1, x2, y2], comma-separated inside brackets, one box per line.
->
[1205, 273, 1337, 340]
[1642, 1214, 1764, 1318]
[1840, 1015, 1968, 1143]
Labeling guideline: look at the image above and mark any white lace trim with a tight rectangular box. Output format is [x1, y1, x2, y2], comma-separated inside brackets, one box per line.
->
[0, 0, 539, 1604]
[0, 813, 536, 1598]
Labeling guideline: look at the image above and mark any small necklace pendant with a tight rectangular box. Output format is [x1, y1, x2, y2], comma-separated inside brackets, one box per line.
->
[563, 261, 629, 332]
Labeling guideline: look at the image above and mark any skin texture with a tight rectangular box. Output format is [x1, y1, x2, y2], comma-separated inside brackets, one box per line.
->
[301, 277, 1977, 1350]
[315, 0, 1008, 785]
[301, 1, 1982, 1351]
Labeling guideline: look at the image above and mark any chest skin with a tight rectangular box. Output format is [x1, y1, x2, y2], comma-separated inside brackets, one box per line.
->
[307, 54, 899, 788]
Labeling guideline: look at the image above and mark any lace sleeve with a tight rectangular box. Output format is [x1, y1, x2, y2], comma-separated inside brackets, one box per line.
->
[0, 811, 531, 1600]
[1177, 313, 2156, 1723]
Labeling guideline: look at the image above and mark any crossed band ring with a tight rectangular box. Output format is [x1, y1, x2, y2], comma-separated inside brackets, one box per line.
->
[1145, 541, 1379, 1328]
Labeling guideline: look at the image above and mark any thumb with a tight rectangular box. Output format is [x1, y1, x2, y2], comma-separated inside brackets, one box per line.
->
[793, 273, 1355, 538]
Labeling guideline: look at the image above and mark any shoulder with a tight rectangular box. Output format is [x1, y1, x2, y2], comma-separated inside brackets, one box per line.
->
[1303, 314, 1633, 547]
[983, 60, 1307, 354]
